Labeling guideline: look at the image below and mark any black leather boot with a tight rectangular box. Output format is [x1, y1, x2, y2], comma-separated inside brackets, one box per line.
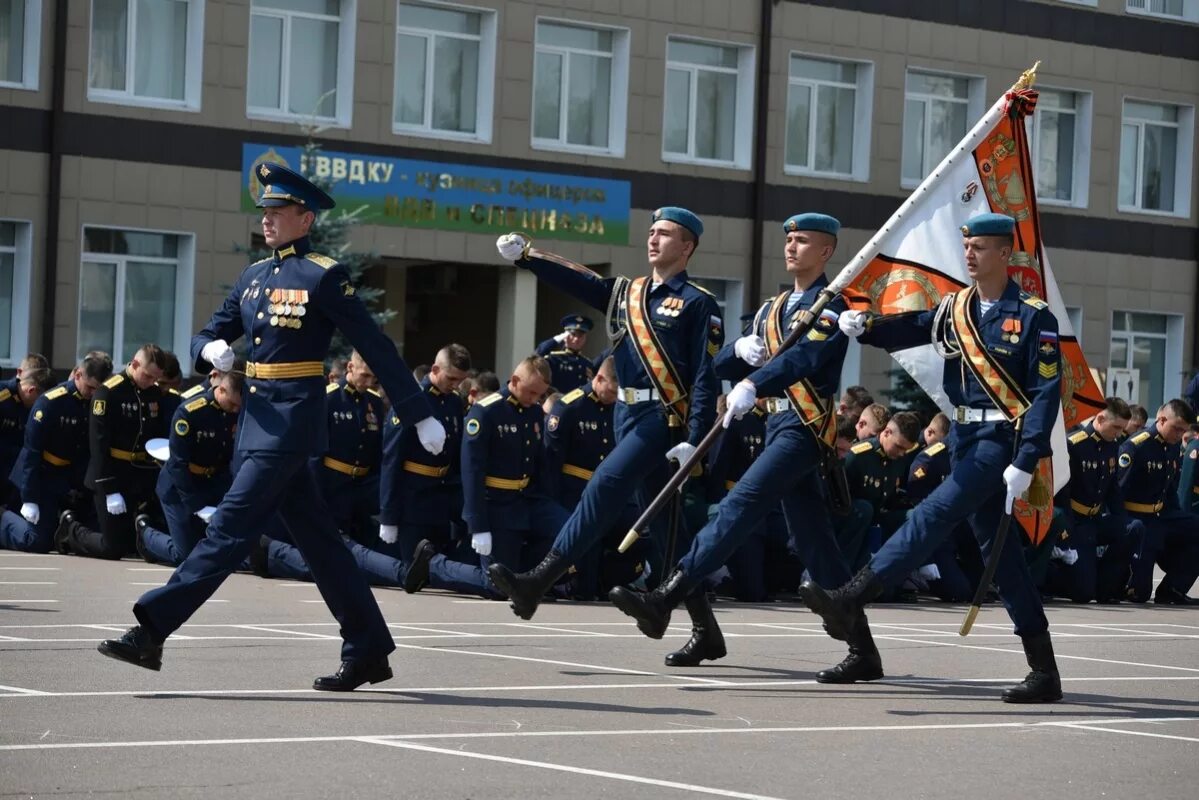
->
[97, 626, 164, 671]
[134, 515, 154, 563]
[54, 510, 77, 555]
[404, 539, 435, 594]
[816, 612, 884, 684]
[608, 568, 692, 640]
[313, 657, 393, 691]
[664, 591, 727, 667]
[799, 566, 885, 642]
[1154, 585, 1199, 605]
[487, 549, 570, 620]
[1002, 631, 1063, 703]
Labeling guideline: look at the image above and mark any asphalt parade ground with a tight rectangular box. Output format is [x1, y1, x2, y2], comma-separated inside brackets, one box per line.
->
[2, 550, 1196, 799]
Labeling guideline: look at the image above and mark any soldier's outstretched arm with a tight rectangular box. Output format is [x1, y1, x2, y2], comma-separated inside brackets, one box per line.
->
[746, 317, 849, 397]
[497, 235, 615, 312]
[858, 308, 937, 352]
[316, 264, 432, 425]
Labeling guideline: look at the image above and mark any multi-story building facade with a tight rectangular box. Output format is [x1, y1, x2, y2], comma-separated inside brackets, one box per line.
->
[1, 0, 1195, 408]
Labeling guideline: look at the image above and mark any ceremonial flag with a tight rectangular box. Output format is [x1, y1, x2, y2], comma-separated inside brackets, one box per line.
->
[834, 64, 1104, 545]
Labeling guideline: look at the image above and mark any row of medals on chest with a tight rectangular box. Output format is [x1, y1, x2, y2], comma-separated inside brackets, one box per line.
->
[268, 288, 308, 329]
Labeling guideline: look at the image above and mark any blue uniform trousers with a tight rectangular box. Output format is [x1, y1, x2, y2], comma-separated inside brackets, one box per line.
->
[1128, 509, 1199, 599]
[316, 469, 380, 544]
[141, 496, 205, 566]
[133, 451, 395, 661]
[484, 496, 569, 593]
[1045, 515, 1138, 603]
[679, 426, 850, 589]
[0, 474, 75, 552]
[923, 527, 977, 602]
[869, 436, 1048, 637]
[551, 404, 672, 577]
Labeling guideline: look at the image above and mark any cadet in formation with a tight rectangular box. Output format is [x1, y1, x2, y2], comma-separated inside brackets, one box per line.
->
[98, 164, 447, 691]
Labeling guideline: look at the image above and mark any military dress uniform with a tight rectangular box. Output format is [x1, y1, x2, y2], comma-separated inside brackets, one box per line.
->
[904, 440, 979, 602]
[535, 314, 595, 392]
[139, 390, 238, 566]
[114, 164, 436, 679]
[1044, 423, 1138, 603]
[314, 380, 385, 542]
[0, 376, 31, 504]
[489, 207, 723, 619]
[58, 369, 168, 559]
[1118, 425, 1199, 603]
[845, 436, 910, 539]
[0, 381, 92, 552]
[461, 389, 567, 596]
[1178, 437, 1199, 513]
[542, 385, 616, 598]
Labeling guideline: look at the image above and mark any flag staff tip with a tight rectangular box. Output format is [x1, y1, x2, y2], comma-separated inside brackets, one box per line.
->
[1015, 61, 1041, 91]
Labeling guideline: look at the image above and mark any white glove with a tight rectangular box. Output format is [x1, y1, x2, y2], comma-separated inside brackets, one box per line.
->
[665, 442, 696, 464]
[838, 310, 868, 338]
[917, 563, 942, 581]
[200, 339, 235, 372]
[194, 506, 217, 523]
[722, 381, 757, 428]
[496, 233, 527, 262]
[1002, 464, 1033, 514]
[20, 502, 39, 525]
[379, 524, 399, 544]
[553, 331, 569, 344]
[105, 493, 127, 515]
[415, 416, 447, 455]
[734, 335, 767, 367]
[1051, 546, 1079, 566]
[471, 532, 492, 556]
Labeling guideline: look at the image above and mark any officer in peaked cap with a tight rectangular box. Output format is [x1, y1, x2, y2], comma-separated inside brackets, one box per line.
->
[536, 313, 596, 393]
[98, 161, 449, 691]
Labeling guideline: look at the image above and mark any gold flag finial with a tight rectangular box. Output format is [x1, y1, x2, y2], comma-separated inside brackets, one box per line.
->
[1014, 61, 1041, 91]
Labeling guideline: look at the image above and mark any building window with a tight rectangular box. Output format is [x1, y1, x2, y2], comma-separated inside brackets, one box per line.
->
[88, 0, 204, 110]
[78, 227, 195, 368]
[247, 0, 357, 127]
[532, 19, 629, 156]
[1027, 88, 1092, 207]
[0, 220, 31, 368]
[1110, 310, 1184, 411]
[0, 0, 41, 90]
[663, 37, 755, 169]
[394, 1, 495, 142]
[902, 69, 984, 188]
[1126, 0, 1199, 23]
[784, 54, 873, 181]
[1119, 99, 1194, 217]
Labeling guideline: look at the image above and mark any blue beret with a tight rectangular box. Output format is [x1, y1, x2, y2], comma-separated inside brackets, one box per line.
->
[652, 206, 703, 240]
[254, 162, 335, 211]
[560, 314, 593, 332]
[783, 213, 840, 237]
[961, 212, 1014, 237]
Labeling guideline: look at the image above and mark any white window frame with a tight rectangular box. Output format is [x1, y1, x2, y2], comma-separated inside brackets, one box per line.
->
[392, 0, 496, 144]
[661, 36, 756, 171]
[1118, 97, 1195, 219]
[783, 51, 874, 183]
[1126, 0, 1199, 23]
[1109, 309, 1184, 410]
[0, 219, 32, 369]
[77, 225, 195, 371]
[245, 0, 357, 129]
[1025, 86, 1092, 209]
[900, 68, 986, 189]
[85, 0, 204, 112]
[0, 0, 41, 90]
[530, 16, 629, 158]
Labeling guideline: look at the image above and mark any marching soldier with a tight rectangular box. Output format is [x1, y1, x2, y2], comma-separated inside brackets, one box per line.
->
[542, 356, 618, 599]
[1044, 397, 1137, 604]
[0, 354, 55, 505]
[609, 213, 881, 681]
[536, 314, 596, 392]
[98, 164, 446, 691]
[1118, 399, 1199, 604]
[136, 366, 244, 566]
[0, 352, 112, 552]
[801, 213, 1065, 703]
[490, 207, 723, 620]
[315, 350, 386, 542]
[57, 345, 170, 559]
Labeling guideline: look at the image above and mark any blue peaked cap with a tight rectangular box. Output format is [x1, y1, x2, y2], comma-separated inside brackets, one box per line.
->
[254, 162, 336, 211]
[560, 314, 593, 332]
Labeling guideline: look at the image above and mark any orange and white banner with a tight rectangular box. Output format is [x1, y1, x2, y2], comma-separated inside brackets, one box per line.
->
[826, 67, 1104, 544]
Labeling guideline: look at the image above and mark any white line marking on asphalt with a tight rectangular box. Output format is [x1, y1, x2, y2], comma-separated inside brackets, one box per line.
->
[0, 684, 50, 696]
[1052, 722, 1199, 743]
[390, 624, 481, 637]
[873, 634, 1199, 673]
[2, 717, 1195, 752]
[126, 567, 174, 572]
[356, 736, 789, 800]
[507, 623, 619, 636]
[84, 625, 130, 633]
[1074, 623, 1196, 638]
[0, 581, 56, 585]
[0, 599, 58, 603]
[129, 582, 165, 586]
[276, 583, 318, 588]
[236, 625, 339, 639]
